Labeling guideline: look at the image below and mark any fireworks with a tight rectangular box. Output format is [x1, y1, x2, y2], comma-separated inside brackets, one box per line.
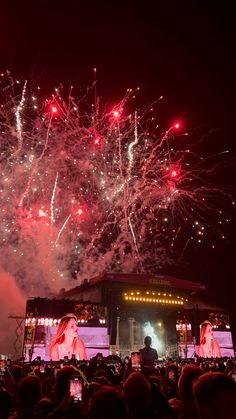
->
[0, 72, 233, 296]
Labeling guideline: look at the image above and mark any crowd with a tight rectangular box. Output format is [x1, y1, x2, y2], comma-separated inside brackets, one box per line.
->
[0, 347, 236, 418]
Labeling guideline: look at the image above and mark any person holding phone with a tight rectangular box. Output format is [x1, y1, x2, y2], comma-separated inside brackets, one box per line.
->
[196, 321, 221, 358]
[48, 313, 87, 361]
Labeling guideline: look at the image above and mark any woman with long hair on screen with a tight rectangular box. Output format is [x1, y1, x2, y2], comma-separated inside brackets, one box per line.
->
[48, 313, 87, 361]
[197, 320, 221, 358]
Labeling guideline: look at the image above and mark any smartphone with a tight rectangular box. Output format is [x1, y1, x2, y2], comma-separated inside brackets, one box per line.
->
[0, 359, 6, 372]
[131, 352, 141, 371]
[40, 365, 45, 373]
[70, 376, 83, 402]
[168, 370, 175, 380]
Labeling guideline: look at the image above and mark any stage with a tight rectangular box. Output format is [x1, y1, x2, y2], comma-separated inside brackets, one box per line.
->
[19, 273, 234, 361]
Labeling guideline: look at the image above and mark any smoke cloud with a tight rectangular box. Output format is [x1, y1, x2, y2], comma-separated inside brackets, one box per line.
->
[0, 269, 25, 357]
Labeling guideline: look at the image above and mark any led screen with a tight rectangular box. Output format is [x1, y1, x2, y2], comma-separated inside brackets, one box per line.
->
[23, 299, 109, 361]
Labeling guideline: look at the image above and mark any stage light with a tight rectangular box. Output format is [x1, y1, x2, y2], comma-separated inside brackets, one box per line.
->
[123, 291, 187, 306]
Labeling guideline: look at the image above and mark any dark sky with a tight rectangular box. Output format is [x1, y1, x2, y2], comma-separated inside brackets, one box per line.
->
[1, 1, 236, 329]
[1, 1, 235, 125]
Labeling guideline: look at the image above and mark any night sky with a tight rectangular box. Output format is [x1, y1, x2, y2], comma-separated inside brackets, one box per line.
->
[1, 1, 236, 336]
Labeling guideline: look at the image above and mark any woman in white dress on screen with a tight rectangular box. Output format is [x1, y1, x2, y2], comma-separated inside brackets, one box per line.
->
[197, 320, 221, 358]
[48, 313, 87, 361]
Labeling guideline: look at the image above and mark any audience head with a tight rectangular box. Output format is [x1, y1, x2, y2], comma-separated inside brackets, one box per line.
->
[54, 365, 78, 403]
[35, 397, 54, 418]
[178, 363, 203, 402]
[11, 364, 23, 384]
[123, 371, 151, 415]
[193, 372, 236, 419]
[17, 375, 42, 408]
[88, 385, 126, 419]
[144, 336, 152, 348]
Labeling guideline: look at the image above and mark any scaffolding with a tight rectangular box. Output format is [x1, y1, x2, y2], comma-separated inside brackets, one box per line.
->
[8, 315, 25, 360]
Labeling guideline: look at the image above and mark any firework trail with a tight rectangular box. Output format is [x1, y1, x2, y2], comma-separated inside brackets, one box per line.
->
[0, 73, 233, 296]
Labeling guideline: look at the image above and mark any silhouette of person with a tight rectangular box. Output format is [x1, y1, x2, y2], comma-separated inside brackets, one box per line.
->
[139, 336, 158, 374]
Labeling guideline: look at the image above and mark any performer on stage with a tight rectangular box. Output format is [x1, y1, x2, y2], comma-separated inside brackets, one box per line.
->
[48, 313, 87, 361]
[196, 320, 221, 358]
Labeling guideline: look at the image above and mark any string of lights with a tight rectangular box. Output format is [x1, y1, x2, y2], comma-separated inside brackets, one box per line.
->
[123, 291, 186, 305]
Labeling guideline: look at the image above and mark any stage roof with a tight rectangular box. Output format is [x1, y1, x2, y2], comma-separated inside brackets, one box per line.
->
[63, 272, 206, 299]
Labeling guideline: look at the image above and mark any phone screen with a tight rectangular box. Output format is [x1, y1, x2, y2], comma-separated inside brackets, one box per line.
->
[40, 365, 45, 373]
[131, 352, 141, 371]
[0, 360, 6, 371]
[70, 376, 83, 402]
[168, 370, 175, 380]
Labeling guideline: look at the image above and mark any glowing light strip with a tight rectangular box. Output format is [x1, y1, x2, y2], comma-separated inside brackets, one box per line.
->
[25, 317, 106, 326]
[54, 214, 71, 245]
[123, 291, 187, 305]
[15, 80, 27, 153]
[127, 111, 139, 176]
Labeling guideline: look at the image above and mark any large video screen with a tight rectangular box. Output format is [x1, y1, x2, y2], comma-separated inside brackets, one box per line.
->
[195, 313, 234, 358]
[23, 299, 109, 361]
[177, 311, 234, 358]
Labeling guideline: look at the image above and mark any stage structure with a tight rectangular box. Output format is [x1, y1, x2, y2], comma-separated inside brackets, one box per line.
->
[61, 273, 234, 359]
[23, 273, 234, 360]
